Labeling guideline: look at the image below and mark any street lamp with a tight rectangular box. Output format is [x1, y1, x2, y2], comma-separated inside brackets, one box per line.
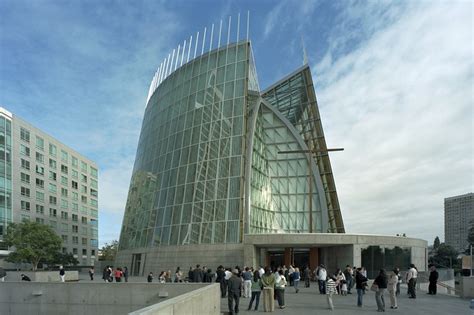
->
[277, 148, 344, 233]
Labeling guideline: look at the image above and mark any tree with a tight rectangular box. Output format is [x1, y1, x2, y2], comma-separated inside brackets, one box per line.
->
[99, 240, 118, 261]
[42, 252, 79, 267]
[433, 236, 440, 250]
[429, 243, 459, 268]
[5, 221, 62, 270]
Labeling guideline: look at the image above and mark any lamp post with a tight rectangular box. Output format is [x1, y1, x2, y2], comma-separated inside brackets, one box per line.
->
[277, 148, 344, 233]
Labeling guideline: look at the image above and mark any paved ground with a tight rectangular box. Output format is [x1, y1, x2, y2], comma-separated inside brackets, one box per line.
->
[220, 284, 473, 315]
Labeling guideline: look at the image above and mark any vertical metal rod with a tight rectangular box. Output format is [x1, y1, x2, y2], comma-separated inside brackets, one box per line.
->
[218, 19, 223, 48]
[169, 49, 175, 76]
[227, 16, 231, 45]
[187, 36, 192, 62]
[201, 27, 207, 55]
[158, 62, 163, 84]
[246, 11, 250, 41]
[209, 23, 214, 51]
[194, 32, 199, 59]
[181, 40, 186, 66]
[308, 152, 313, 233]
[175, 45, 180, 71]
[236, 13, 240, 42]
[164, 54, 170, 79]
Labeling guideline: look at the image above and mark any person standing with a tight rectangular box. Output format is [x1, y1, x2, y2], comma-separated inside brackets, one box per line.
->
[343, 265, 353, 294]
[193, 264, 203, 283]
[388, 268, 399, 309]
[275, 269, 287, 309]
[248, 270, 262, 311]
[355, 267, 368, 307]
[175, 267, 183, 283]
[0, 267, 7, 282]
[317, 264, 327, 294]
[304, 266, 311, 288]
[293, 267, 301, 293]
[407, 264, 418, 299]
[261, 267, 276, 312]
[373, 269, 388, 312]
[89, 267, 94, 281]
[227, 269, 242, 315]
[428, 265, 439, 295]
[147, 272, 154, 283]
[123, 266, 129, 282]
[395, 267, 401, 296]
[326, 276, 337, 310]
[216, 265, 227, 298]
[102, 266, 109, 282]
[59, 265, 65, 282]
[114, 268, 123, 282]
[242, 267, 252, 298]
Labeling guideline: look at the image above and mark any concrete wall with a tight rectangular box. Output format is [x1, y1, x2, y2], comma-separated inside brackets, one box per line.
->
[116, 244, 244, 276]
[5, 271, 79, 282]
[0, 282, 214, 315]
[460, 277, 474, 298]
[129, 284, 220, 315]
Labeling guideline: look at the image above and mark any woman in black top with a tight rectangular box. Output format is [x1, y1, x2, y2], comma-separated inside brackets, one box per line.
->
[373, 269, 388, 312]
[355, 268, 368, 306]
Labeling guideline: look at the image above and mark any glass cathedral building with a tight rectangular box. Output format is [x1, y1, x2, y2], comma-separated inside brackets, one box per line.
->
[116, 29, 426, 274]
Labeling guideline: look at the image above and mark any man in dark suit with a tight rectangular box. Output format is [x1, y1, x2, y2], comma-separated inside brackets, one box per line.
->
[428, 265, 439, 295]
[227, 269, 242, 315]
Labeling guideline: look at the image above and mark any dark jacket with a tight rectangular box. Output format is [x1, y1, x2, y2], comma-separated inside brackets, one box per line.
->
[228, 274, 242, 294]
[355, 272, 368, 289]
[216, 269, 225, 283]
[429, 270, 439, 283]
[193, 268, 203, 282]
[374, 274, 388, 289]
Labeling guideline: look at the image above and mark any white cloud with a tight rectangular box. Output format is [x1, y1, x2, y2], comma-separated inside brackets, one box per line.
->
[314, 2, 473, 244]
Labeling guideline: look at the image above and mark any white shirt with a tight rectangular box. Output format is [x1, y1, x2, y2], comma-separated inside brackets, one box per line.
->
[258, 268, 265, 277]
[318, 268, 327, 281]
[407, 268, 418, 281]
[224, 270, 232, 280]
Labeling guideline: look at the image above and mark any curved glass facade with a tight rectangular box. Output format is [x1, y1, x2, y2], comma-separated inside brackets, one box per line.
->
[119, 40, 343, 251]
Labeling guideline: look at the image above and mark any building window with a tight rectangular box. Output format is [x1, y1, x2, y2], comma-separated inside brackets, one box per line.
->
[90, 167, 98, 179]
[50, 220, 57, 228]
[82, 249, 87, 256]
[72, 225, 78, 233]
[60, 211, 68, 220]
[72, 192, 78, 201]
[36, 178, 44, 189]
[81, 196, 87, 204]
[81, 174, 87, 183]
[81, 216, 87, 224]
[72, 214, 78, 222]
[72, 180, 78, 189]
[20, 172, 30, 184]
[21, 158, 30, 170]
[21, 214, 30, 222]
[49, 208, 57, 217]
[36, 165, 45, 176]
[49, 183, 57, 193]
[72, 156, 78, 168]
[61, 199, 68, 209]
[61, 223, 68, 232]
[90, 209, 98, 218]
[90, 199, 98, 207]
[91, 179, 98, 189]
[20, 127, 30, 142]
[90, 239, 98, 247]
[36, 204, 44, 214]
[36, 152, 44, 164]
[36, 218, 44, 224]
[81, 185, 87, 194]
[82, 227, 88, 236]
[90, 219, 97, 227]
[72, 203, 79, 211]
[61, 235, 68, 242]
[72, 236, 78, 244]
[81, 161, 87, 173]
[61, 150, 68, 163]
[61, 188, 68, 197]
[61, 164, 68, 174]
[90, 189, 98, 197]
[20, 186, 30, 197]
[21, 200, 30, 211]
[61, 176, 67, 186]
[81, 205, 88, 214]
[49, 196, 57, 205]
[72, 248, 78, 255]
[82, 237, 87, 245]
[36, 136, 44, 151]
[49, 171, 57, 181]
[72, 169, 78, 179]
[49, 143, 57, 156]
[49, 158, 57, 169]
[20, 144, 30, 156]
[36, 191, 45, 202]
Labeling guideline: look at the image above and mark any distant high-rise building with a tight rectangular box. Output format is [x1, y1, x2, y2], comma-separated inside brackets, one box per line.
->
[445, 193, 474, 253]
[0, 107, 99, 266]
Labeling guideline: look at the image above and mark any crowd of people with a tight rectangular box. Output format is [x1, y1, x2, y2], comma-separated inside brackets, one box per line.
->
[101, 265, 129, 282]
[145, 262, 432, 314]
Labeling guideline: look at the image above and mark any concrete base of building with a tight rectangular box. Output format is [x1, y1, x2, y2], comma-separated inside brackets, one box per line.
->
[115, 233, 428, 276]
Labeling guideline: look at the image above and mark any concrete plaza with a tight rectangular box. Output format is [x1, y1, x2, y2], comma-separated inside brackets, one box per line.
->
[221, 285, 472, 315]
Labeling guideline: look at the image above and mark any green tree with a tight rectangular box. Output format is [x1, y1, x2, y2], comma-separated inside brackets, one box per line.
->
[43, 252, 79, 267]
[433, 236, 440, 249]
[430, 243, 459, 268]
[5, 221, 62, 270]
[99, 240, 118, 261]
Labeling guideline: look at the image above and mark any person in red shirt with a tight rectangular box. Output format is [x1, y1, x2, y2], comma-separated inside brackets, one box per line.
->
[114, 267, 123, 282]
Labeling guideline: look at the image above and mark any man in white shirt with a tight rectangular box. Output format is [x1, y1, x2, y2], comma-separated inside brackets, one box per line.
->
[258, 266, 265, 277]
[318, 265, 327, 294]
[406, 264, 418, 298]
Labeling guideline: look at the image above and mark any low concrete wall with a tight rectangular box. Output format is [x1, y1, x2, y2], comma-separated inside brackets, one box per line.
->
[0, 282, 213, 315]
[129, 283, 220, 315]
[460, 277, 474, 298]
[5, 271, 79, 282]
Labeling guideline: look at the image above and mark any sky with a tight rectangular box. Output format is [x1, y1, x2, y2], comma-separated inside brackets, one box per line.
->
[0, 0, 472, 247]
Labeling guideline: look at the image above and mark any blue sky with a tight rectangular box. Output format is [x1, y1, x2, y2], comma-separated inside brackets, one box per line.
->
[0, 0, 472, 247]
